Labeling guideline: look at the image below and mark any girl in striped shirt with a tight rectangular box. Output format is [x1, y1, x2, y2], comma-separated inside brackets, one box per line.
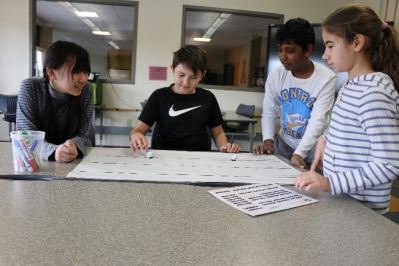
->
[295, 4, 399, 213]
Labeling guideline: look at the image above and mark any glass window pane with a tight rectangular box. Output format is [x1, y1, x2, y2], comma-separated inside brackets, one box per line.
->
[36, 0, 137, 83]
[183, 7, 283, 91]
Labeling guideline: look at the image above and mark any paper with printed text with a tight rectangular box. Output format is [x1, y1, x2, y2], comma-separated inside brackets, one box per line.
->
[209, 183, 319, 216]
[67, 148, 300, 184]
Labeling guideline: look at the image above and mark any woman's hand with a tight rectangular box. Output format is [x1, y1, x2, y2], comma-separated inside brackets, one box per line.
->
[55, 139, 78, 162]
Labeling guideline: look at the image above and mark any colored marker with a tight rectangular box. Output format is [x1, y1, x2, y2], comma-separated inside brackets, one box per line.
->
[17, 148, 33, 172]
[14, 139, 37, 172]
[15, 155, 26, 172]
[20, 138, 41, 171]
[29, 139, 39, 152]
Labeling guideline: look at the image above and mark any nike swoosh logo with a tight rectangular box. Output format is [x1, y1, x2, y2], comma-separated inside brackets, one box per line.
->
[168, 105, 201, 117]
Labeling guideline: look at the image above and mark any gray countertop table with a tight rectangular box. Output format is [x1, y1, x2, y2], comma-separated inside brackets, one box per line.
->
[0, 142, 398, 266]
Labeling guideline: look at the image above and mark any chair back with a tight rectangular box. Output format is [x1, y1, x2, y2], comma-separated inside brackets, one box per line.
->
[0, 94, 18, 136]
[236, 103, 255, 118]
[0, 94, 18, 123]
[223, 104, 255, 134]
[88, 123, 96, 146]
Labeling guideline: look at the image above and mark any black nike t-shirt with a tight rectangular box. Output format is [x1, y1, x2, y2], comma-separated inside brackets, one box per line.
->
[138, 84, 224, 151]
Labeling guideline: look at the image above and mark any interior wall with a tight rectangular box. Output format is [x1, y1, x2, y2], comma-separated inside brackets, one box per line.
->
[104, 0, 357, 111]
[0, 0, 393, 143]
[0, 0, 30, 140]
[379, 0, 399, 26]
[0, 0, 30, 95]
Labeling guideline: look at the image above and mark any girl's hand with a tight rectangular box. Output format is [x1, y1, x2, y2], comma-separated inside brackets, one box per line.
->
[295, 171, 331, 192]
[220, 143, 240, 153]
[130, 133, 148, 151]
[310, 137, 326, 172]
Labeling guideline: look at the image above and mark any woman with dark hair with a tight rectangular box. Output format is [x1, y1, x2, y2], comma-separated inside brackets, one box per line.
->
[16, 40, 93, 162]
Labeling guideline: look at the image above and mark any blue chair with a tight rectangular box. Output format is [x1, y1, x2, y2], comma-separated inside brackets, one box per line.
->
[223, 103, 255, 132]
[236, 103, 255, 118]
[0, 94, 18, 136]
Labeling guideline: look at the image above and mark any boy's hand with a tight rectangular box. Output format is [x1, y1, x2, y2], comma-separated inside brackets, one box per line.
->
[253, 139, 275, 154]
[220, 143, 240, 153]
[130, 133, 149, 151]
[291, 153, 307, 169]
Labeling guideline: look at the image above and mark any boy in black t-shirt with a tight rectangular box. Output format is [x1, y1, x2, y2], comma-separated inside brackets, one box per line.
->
[129, 45, 240, 152]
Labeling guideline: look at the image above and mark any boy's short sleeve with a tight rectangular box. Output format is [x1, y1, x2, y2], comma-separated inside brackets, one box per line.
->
[138, 91, 159, 127]
[207, 93, 224, 128]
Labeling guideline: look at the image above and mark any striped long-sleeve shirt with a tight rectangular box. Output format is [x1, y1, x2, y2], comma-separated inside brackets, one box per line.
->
[324, 73, 399, 213]
[16, 77, 93, 161]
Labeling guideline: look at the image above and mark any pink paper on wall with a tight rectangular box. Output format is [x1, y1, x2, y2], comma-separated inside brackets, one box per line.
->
[149, 66, 167, 80]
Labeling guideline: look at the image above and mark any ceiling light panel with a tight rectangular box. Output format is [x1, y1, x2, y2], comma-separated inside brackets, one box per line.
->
[75, 11, 98, 17]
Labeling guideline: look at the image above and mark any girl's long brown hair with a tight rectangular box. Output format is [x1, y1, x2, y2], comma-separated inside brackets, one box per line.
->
[323, 4, 399, 91]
